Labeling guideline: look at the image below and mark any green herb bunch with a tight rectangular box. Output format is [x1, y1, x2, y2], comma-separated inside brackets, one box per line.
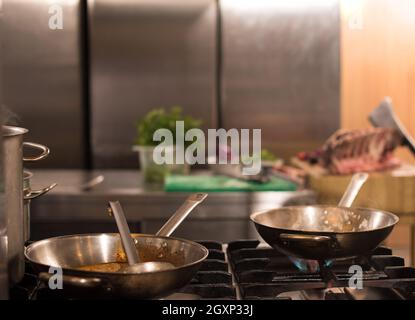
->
[135, 106, 202, 146]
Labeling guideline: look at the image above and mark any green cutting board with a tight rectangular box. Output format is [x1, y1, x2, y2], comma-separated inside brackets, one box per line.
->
[164, 175, 297, 192]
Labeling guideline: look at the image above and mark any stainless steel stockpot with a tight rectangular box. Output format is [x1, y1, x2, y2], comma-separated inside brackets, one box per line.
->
[3, 126, 50, 284]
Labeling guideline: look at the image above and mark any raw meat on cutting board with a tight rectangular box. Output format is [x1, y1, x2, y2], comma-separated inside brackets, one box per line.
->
[319, 128, 403, 174]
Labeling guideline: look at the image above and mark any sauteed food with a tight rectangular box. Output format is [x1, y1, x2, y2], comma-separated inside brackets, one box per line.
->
[77, 262, 123, 272]
[76, 261, 178, 273]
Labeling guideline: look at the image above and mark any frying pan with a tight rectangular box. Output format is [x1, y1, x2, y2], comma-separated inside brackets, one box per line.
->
[25, 194, 209, 299]
[250, 173, 399, 260]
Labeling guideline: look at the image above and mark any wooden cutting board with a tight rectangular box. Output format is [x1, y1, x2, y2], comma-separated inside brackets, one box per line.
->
[307, 164, 415, 214]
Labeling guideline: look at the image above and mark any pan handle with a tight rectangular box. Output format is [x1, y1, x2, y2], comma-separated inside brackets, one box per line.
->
[280, 233, 332, 245]
[39, 272, 106, 289]
[338, 173, 369, 207]
[156, 193, 208, 237]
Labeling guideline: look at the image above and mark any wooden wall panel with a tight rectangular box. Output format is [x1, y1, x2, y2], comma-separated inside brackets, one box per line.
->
[340, 0, 415, 163]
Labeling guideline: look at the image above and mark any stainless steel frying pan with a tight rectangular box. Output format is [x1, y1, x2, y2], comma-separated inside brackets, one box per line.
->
[25, 193, 209, 299]
[250, 173, 399, 260]
[25, 233, 208, 299]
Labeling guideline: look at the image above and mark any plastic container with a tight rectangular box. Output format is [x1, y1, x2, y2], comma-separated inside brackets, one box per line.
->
[132, 145, 189, 184]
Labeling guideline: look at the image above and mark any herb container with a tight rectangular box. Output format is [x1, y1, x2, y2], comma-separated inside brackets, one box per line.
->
[133, 145, 189, 185]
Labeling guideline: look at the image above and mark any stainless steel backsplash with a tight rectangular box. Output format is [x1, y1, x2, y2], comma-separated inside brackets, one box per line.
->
[220, 0, 340, 160]
[89, 0, 217, 168]
[0, 0, 8, 299]
[2, 0, 340, 168]
[2, 0, 86, 168]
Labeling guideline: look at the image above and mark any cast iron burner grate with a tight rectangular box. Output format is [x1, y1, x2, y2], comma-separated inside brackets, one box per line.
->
[11, 241, 236, 300]
[11, 240, 415, 300]
[227, 240, 415, 300]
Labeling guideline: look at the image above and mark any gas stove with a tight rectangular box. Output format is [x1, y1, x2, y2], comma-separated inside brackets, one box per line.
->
[10, 240, 415, 300]
[227, 240, 415, 300]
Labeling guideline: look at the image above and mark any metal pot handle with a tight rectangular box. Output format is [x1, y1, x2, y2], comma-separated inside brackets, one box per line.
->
[280, 233, 332, 244]
[24, 183, 57, 200]
[38, 272, 106, 289]
[23, 142, 50, 162]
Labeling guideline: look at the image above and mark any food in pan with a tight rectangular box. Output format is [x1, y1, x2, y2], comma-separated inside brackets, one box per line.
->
[76, 262, 123, 273]
[75, 261, 177, 273]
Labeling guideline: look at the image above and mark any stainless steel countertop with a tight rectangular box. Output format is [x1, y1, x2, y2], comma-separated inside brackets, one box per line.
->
[29, 169, 317, 221]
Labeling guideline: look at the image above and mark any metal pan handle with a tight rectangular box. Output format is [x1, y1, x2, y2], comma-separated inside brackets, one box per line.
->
[156, 193, 208, 237]
[338, 173, 369, 207]
[39, 272, 105, 289]
[280, 233, 332, 245]
[23, 142, 50, 162]
[24, 183, 57, 200]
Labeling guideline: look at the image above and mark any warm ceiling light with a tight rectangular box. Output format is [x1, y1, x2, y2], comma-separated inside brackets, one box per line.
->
[340, 0, 364, 29]
[341, 0, 364, 17]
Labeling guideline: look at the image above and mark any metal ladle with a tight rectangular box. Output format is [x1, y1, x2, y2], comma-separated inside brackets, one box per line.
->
[108, 193, 208, 273]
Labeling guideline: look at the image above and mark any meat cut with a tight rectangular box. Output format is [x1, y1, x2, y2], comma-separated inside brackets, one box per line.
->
[319, 128, 403, 174]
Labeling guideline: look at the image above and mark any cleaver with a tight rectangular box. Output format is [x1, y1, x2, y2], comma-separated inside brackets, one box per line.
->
[369, 97, 415, 155]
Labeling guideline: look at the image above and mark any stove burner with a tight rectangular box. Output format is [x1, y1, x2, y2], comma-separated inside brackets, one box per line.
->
[11, 240, 415, 300]
[12, 241, 236, 300]
[289, 258, 333, 273]
[227, 240, 415, 300]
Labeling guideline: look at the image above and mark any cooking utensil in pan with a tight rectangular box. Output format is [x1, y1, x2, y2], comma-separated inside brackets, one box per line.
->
[107, 193, 207, 273]
[25, 193, 208, 298]
[108, 201, 142, 264]
[251, 173, 399, 260]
